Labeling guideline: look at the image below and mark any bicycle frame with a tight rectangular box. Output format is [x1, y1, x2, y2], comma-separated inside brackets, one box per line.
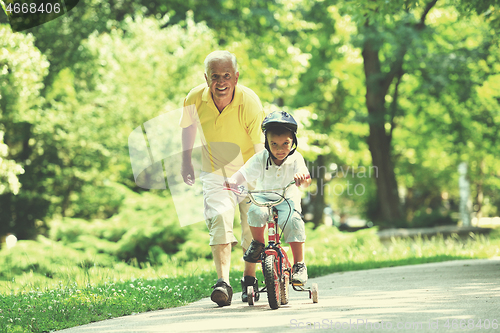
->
[225, 178, 318, 308]
[229, 181, 296, 282]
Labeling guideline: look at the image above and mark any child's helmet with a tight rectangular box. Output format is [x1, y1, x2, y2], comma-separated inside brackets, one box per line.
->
[261, 111, 298, 159]
[261, 111, 298, 134]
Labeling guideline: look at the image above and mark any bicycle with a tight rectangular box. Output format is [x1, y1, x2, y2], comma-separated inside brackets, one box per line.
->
[225, 180, 319, 309]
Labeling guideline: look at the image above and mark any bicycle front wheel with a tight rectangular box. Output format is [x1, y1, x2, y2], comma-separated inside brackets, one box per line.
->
[280, 270, 289, 305]
[263, 254, 281, 309]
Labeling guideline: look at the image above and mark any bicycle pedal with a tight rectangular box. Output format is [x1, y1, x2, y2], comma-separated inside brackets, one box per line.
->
[292, 282, 304, 287]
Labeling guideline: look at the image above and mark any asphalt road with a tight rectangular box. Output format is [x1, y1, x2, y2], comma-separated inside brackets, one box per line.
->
[58, 258, 500, 333]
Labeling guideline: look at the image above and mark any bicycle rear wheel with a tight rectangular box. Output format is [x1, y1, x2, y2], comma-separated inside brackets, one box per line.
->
[311, 283, 319, 303]
[263, 254, 281, 309]
[247, 286, 254, 306]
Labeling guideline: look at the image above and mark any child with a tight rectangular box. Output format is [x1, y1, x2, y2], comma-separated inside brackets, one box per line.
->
[226, 111, 311, 294]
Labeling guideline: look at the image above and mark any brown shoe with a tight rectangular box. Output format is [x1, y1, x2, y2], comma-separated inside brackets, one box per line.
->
[211, 279, 233, 306]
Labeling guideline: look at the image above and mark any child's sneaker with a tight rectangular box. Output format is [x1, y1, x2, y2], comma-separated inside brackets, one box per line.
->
[291, 262, 308, 285]
[211, 279, 233, 307]
[241, 276, 260, 302]
[243, 240, 265, 263]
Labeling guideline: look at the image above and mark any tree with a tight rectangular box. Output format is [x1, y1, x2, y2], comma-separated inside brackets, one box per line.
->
[292, 0, 500, 226]
[0, 131, 24, 195]
[0, 24, 49, 238]
[0, 0, 304, 239]
[0, 14, 222, 237]
[354, 0, 442, 224]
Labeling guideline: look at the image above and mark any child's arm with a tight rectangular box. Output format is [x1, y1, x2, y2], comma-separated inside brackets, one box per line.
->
[294, 173, 311, 188]
[224, 171, 247, 189]
[225, 151, 263, 188]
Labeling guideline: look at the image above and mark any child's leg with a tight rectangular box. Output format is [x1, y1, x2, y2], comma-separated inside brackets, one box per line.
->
[244, 204, 268, 263]
[250, 226, 266, 244]
[274, 200, 306, 266]
[247, 200, 269, 244]
[289, 242, 305, 264]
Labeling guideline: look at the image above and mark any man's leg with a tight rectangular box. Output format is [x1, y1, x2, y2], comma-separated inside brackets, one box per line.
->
[201, 173, 238, 307]
[211, 243, 232, 281]
[209, 238, 235, 307]
[240, 199, 257, 277]
[239, 199, 260, 302]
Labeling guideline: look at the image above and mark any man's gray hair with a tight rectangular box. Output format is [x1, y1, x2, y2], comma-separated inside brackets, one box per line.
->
[204, 50, 238, 74]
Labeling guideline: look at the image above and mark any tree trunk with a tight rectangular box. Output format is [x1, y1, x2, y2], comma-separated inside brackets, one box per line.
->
[362, 33, 404, 225]
[358, 1, 438, 225]
[311, 155, 326, 228]
[367, 124, 404, 224]
[474, 160, 485, 221]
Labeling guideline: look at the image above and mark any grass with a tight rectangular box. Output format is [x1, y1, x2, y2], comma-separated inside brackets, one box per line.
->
[0, 274, 216, 332]
[1, 226, 499, 333]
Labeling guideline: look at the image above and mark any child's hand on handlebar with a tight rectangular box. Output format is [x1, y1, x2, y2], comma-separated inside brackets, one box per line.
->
[223, 178, 247, 196]
[223, 177, 238, 190]
[294, 173, 311, 187]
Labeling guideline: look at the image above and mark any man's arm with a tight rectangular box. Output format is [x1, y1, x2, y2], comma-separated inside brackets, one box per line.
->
[181, 124, 197, 186]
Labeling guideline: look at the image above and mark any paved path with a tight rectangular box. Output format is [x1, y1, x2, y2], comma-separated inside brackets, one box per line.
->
[59, 258, 500, 332]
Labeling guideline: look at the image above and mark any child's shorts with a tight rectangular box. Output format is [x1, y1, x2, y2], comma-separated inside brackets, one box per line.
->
[248, 195, 306, 243]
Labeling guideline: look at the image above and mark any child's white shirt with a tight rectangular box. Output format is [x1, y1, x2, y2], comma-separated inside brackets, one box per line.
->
[239, 150, 309, 212]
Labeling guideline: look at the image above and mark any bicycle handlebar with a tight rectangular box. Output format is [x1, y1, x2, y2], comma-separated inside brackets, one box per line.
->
[225, 180, 297, 208]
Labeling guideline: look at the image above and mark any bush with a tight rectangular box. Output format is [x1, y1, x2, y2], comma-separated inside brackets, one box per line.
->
[0, 235, 115, 282]
[49, 185, 196, 265]
[70, 184, 125, 220]
[410, 210, 455, 228]
[172, 225, 212, 263]
[49, 218, 89, 244]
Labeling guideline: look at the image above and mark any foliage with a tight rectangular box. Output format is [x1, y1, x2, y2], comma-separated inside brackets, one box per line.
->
[0, 25, 48, 123]
[0, 131, 23, 195]
[0, 24, 49, 238]
[39, 14, 217, 216]
[303, 224, 500, 277]
[290, 1, 500, 226]
[0, 0, 499, 270]
[0, 26, 31, 196]
[390, 6, 500, 224]
[49, 183, 211, 265]
[0, 235, 115, 282]
[1, 15, 219, 239]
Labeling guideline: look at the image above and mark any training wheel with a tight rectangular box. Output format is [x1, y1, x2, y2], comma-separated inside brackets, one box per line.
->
[247, 285, 254, 306]
[311, 283, 319, 303]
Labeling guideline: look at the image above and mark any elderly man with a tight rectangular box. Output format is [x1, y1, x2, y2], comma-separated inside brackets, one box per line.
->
[180, 51, 265, 306]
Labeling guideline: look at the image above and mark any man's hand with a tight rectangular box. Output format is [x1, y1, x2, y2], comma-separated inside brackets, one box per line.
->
[181, 161, 195, 186]
[181, 124, 197, 186]
[294, 173, 311, 187]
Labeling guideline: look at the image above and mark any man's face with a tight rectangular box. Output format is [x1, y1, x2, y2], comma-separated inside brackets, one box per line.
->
[267, 132, 293, 161]
[205, 58, 239, 102]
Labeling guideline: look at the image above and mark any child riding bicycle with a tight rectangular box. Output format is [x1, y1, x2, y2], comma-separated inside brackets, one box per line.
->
[225, 111, 312, 299]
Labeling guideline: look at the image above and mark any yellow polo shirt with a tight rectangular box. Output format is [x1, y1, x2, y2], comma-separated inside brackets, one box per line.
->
[180, 84, 265, 177]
